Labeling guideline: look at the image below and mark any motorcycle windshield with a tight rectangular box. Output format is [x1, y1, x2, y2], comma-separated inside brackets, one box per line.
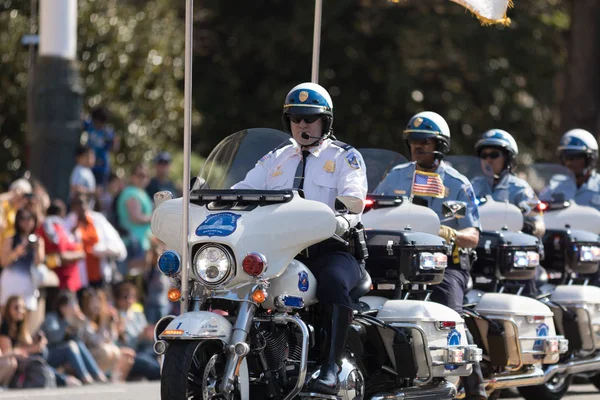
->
[357, 148, 408, 193]
[444, 155, 488, 182]
[195, 128, 291, 190]
[520, 163, 576, 200]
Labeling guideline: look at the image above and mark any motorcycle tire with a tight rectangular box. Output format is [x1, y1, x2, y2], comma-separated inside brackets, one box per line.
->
[588, 372, 600, 391]
[517, 373, 573, 400]
[161, 340, 241, 400]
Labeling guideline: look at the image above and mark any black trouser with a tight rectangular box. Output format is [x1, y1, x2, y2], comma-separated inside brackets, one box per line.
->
[302, 250, 362, 307]
[431, 265, 487, 399]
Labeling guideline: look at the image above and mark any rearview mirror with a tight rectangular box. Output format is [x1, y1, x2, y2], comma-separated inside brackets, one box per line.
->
[442, 201, 467, 219]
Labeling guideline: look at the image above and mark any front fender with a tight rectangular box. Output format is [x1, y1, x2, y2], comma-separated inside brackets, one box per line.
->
[159, 311, 249, 399]
[159, 311, 232, 341]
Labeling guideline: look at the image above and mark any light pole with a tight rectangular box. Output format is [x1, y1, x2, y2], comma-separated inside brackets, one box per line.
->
[29, 0, 82, 201]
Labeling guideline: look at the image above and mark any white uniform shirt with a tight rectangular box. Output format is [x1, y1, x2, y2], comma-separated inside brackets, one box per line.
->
[233, 138, 367, 224]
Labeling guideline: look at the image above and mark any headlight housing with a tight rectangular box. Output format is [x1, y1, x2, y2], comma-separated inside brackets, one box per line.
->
[193, 244, 234, 285]
[419, 252, 448, 270]
[579, 246, 600, 263]
[512, 251, 540, 268]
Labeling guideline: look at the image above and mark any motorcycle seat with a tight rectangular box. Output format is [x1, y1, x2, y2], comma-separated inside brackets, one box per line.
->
[349, 271, 372, 301]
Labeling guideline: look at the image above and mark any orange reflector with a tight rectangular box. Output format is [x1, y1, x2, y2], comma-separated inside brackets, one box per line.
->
[168, 288, 181, 302]
[163, 329, 183, 335]
[234, 357, 244, 376]
[252, 289, 267, 304]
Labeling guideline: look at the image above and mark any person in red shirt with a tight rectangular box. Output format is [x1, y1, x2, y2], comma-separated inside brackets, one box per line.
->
[39, 204, 85, 293]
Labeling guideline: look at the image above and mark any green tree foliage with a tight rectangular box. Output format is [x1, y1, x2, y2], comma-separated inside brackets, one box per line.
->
[191, 0, 571, 164]
[0, 0, 581, 190]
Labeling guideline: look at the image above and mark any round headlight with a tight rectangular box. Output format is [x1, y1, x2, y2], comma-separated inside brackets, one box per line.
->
[194, 245, 233, 285]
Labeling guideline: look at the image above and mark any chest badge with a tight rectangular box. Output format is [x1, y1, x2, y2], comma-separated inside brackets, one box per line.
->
[272, 167, 283, 177]
[323, 160, 335, 173]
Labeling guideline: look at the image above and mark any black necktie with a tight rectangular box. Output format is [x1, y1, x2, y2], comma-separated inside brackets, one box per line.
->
[293, 150, 311, 190]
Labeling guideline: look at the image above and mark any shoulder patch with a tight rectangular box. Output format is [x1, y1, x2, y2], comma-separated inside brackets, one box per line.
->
[345, 152, 361, 170]
[464, 185, 480, 219]
[331, 140, 354, 151]
[258, 140, 293, 164]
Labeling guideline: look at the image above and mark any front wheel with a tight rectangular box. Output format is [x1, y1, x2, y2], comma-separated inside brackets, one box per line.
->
[160, 340, 240, 400]
[517, 373, 572, 400]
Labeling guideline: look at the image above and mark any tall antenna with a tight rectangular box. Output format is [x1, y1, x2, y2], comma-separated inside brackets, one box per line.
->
[180, 0, 194, 312]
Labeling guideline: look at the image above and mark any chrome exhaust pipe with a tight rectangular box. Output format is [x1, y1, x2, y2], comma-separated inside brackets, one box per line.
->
[544, 353, 600, 383]
[486, 367, 545, 390]
[370, 380, 457, 400]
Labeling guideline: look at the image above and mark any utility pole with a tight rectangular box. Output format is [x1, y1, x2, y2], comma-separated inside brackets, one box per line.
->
[29, 0, 83, 202]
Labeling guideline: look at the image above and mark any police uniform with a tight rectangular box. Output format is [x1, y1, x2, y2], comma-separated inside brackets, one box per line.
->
[233, 137, 368, 306]
[375, 161, 481, 312]
[472, 171, 544, 230]
[540, 170, 600, 212]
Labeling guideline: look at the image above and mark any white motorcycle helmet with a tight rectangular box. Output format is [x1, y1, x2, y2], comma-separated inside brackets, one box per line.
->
[475, 129, 519, 169]
[282, 82, 334, 138]
[557, 129, 598, 172]
[403, 111, 451, 161]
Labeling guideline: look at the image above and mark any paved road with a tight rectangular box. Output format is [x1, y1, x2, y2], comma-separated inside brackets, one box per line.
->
[0, 381, 597, 399]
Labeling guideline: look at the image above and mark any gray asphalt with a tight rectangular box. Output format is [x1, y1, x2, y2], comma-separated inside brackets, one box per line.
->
[0, 382, 596, 399]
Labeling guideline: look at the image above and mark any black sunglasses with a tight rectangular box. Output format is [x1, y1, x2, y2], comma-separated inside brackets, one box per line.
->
[561, 153, 586, 161]
[479, 151, 502, 160]
[289, 114, 321, 124]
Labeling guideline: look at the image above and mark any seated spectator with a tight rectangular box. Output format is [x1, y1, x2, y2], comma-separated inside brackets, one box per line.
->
[70, 145, 96, 199]
[41, 291, 107, 384]
[116, 164, 153, 277]
[0, 296, 78, 387]
[65, 193, 127, 288]
[0, 344, 17, 389]
[80, 288, 134, 382]
[114, 282, 160, 381]
[0, 209, 44, 313]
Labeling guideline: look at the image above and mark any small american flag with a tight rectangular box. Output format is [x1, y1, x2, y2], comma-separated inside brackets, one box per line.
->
[412, 170, 445, 198]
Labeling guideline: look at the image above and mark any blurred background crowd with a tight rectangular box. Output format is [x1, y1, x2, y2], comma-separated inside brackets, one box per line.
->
[0, 108, 181, 390]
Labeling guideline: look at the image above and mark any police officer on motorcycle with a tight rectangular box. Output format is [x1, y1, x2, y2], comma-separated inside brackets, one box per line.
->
[472, 129, 545, 237]
[374, 111, 487, 400]
[233, 82, 368, 395]
[540, 129, 600, 211]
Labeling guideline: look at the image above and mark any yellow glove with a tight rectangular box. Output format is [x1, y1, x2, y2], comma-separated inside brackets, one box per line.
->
[438, 225, 457, 244]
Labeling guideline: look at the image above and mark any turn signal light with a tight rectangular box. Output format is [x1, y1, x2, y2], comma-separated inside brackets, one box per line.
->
[252, 289, 267, 304]
[168, 288, 181, 302]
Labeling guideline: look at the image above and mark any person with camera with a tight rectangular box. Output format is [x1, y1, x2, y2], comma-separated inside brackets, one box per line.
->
[0, 209, 44, 316]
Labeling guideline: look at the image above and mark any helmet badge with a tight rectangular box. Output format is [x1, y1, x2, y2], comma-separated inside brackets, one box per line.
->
[414, 117, 423, 128]
[299, 91, 309, 103]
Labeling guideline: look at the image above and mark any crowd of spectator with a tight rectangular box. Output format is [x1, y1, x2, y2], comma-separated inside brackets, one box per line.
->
[0, 106, 181, 390]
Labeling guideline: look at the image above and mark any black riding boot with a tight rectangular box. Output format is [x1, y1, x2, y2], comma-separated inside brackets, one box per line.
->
[307, 303, 353, 395]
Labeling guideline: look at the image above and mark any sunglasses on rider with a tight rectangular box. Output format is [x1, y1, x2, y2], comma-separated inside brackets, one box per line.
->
[289, 114, 321, 124]
[479, 151, 502, 160]
[561, 153, 586, 162]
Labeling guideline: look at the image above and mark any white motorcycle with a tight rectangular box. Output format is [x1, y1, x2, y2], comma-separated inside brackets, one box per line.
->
[151, 129, 481, 400]
[360, 152, 567, 400]
[511, 163, 600, 399]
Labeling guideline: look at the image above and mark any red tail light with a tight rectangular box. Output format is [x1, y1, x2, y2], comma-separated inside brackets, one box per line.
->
[537, 202, 549, 212]
[438, 321, 456, 330]
[242, 253, 267, 277]
[363, 198, 375, 212]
